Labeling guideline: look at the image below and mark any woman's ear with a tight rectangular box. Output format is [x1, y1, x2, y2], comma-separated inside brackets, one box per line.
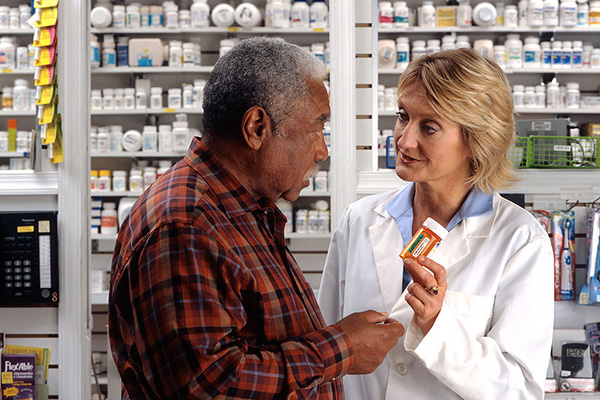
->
[241, 106, 273, 151]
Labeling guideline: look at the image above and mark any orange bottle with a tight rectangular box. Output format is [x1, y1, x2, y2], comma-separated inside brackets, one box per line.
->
[400, 217, 448, 261]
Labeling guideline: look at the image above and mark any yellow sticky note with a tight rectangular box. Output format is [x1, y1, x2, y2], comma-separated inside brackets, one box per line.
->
[34, 0, 59, 8]
[34, 7, 58, 27]
[50, 114, 63, 164]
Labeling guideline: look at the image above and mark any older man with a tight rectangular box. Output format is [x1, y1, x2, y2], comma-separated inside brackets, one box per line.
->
[109, 37, 404, 399]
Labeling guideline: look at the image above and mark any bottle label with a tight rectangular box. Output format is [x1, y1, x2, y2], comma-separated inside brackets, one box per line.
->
[543, 50, 552, 65]
[562, 52, 571, 65]
[408, 234, 431, 257]
[572, 51, 582, 66]
[552, 52, 561, 65]
[379, 10, 394, 23]
[394, 14, 408, 24]
[524, 50, 536, 63]
[397, 50, 408, 63]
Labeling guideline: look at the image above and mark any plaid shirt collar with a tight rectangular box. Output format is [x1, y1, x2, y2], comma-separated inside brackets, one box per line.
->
[184, 137, 282, 220]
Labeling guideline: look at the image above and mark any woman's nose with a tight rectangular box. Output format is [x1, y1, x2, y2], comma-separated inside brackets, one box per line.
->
[395, 121, 418, 150]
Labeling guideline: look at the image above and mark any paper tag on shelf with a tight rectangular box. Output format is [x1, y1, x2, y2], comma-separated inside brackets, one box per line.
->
[34, 7, 58, 28]
[34, 26, 57, 47]
[227, 27, 239, 32]
[1, 69, 13, 74]
[34, 0, 59, 8]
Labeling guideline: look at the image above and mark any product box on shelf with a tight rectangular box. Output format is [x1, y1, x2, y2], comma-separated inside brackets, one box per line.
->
[1, 353, 35, 400]
[583, 123, 600, 136]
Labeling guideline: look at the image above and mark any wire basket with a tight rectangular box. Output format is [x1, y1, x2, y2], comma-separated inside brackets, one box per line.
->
[526, 136, 599, 169]
[508, 137, 529, 169]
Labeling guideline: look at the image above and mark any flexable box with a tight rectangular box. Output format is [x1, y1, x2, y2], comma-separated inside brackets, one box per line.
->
[1, 354, 35, 400]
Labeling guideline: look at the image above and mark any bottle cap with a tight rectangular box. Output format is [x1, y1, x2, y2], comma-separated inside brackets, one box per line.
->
[423, 217, 449, 240]
[8, 119, 16, 130]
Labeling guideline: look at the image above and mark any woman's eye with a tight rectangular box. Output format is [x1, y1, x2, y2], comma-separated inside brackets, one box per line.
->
[422, 125, 437, 134]
[396, 110, 408, 123]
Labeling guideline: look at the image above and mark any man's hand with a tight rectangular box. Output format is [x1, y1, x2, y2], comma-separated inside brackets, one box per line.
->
[335, 310, 405, 375]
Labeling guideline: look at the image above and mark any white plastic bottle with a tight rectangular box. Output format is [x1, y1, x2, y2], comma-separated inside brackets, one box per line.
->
[552, 40, 562, 68]
[546, 79, 560, 107]
[169, 40, 182, 67]
[523, 36, 542, 68]
[102, 35, 116, 68]
[544, 0, 559, 26]
[90, 35, 101, 68]
[561, 40, 572, 68]
[566, 82, 580, 107]
[101, 203, 118, 234]
[535, 85, 546, 107]
[457, 0, 473, 26]
[126, 4, 141, 28]
[411, 40, 427, 59]
[310, 0, 328, 28]
[505, 5, 519, 26]
[426, 39, 441, 54]
[541, 41, 552, 67]
[524, 86, 535, 107]
[291, 0, 310, 28]
[505, 34, 523, 69]
[396, 37, 410, 70]
[114, 88, 124, 110]
[164, 2, 179, 28]
[560, 0, 578, 25]
[13, 79, 29, 111]
[513, 84, 525, 107]
[393, 1, 409, 28]
[168, 88, 182, 108]
[193, 79, 205, 109]
[474, 39, 494, 58]
[211, 3, 235, 27]
[102, 88, 114, 109]
[191, 0, 210, 28]
[493, 45, 507, 68]
[142, 125, 158, 152]
[572, 40, 583, 67]
[0, 37, 16, 70]
[419, 1, 436, 27]
[140, 5, 150, 27]
[379, 2, 395, 28]
[496, 2, 506, 24]
[271, 0, 287, 28]
[158, 125, 173, 152]
[183, 84, 193, 108]
[123, 88, 135, 109]
[441, 34, 455, 50]
[90, 0, 113, 28]
[519, 0, 529, 26]
[110, 126, 123, 152]
[577, 0, 589, 25]
[172, 118, 190, 152]
[150, 5, 163, 27]
[91, 89, 102, 110]
[583, 42, 594, 66]
[455, 35, 471, 49]
[473, 2, 497, 27]
[183, 43, 194, 66]
[129, 170, 143, 192]
[528, 0, 544, 26]
[135, 89, 147, 109]
[112, 5, 126, 28]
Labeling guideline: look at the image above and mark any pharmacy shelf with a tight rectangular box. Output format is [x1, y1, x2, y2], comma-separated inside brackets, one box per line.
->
[0, 110, 36, 116]
[0, 171, 58, 195]
[378, 27, 600, 34]
[298, 190, 331, 197]
[0, 69, 35, 75]
[91, 108, 202, 115]
[91, 233, 117, 241]
[91, 191, 141, 197]
[92, 27, 329, 35]
[545, 393, 600, 399]
[91, 66, 213, 74]
[0, 29, 34, 35]
[0, 151, 28, 158]
[379, 68, 600, 75]
[91, 151, 185, 158]
[377, 109, 600, 116]
[356, 169, 600, 197]
[91, 291, 109, 305]
[286, 233, 332, 239]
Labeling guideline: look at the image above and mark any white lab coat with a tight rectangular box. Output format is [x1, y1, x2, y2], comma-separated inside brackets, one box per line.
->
[318, 189, 554, 400]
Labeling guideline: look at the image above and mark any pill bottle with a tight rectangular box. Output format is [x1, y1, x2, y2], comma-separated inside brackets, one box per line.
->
[123, 88, 135, 109]
[18, 5, 30, 28]
[544, 0, 559, 26]
[98, 170, 111, 191]
[513, 84, 525, 107]
[572, 40, 583, 68]
[441, 35, 455, 51]
[426, 39, 441, 54]
[150, 87, 163, 109]
[183, 84, 193, 108]
[0, 37, 16, 70]
[191, 0, 210, 27]
[583, 42, 594, 66]
[164, 3, 179, 28]
[455, 35, 470, 49]
[474, 39, 493, 59]
[493, 45, 507, 69]
[551, 40, 562, 68]
[566, 82, 580, 107]
[179, 9, 191, 27]
[156, 160, 172, 179]
[211, 3, 235, 27]
[2, 86, 13, 109]
[15, 131, 29, 152]
[524, 86, 535, 107]
[150, 5, 163, 27]
[541, 41, 552, 68]
[399, 217, 448, 261]
[91, 35, 101, 68]
[496, 2, 506, 24]
[126, 4, 141, 28]
[590, 0, 600, 24]
[561, 40, 572, 67]
[101, 202, 118, 234]
[140, 5, 150, 26]
[591, 48, 600, 67]
[112, 170, 127, 192]
[311, 42, 325, 63]
[13, 79, 29, 111]
[110, 125, 123, 152]
[411, 40, 427, 59]
[518, 0, 528, 26]
[295, 209, 309, 233]
[117, 36, 129, 67]
[90, 128, 98, 152]
[172, 119, 190, 152]
[158, 125, 173, 152]
[528, 0, 544, 26]
[310, 0, 328, 28]
[505, 34, 523, 69]
[473, 2, 497, 26]
[102, 34, 116, 68]
[560, 0, 578, 26]
[379, 1, 395, 28]
[101, 88, 113, 110]
[393, 1, 409, 28]
[523, 36, 541, 68]
[377, 85, 385, 110]
[396, 37, 410, 70]
[90, 0, 113, 28]
[129, 169, 143, 192]
[546, 79, 560, 107]
[504, 5, 518, 26]
[384, 87, 397, 110]
[168, 88, 182, 108]
[112, 5, 126, 28]
[291, 0, 310, 28]
[578, 0, 589, 26]
[135, 89, 147, 109]
[122, 129, 142, 152]
[90, 170, 99, 190]
[535, 85, 546, 107]
[143, 167, 157, 190]
[183, 43, 195, 66]
[457, 0, 473, 26]
[169, 40, 182, 67]
[419, 1, 436, 27]
[142, 125, 158, 152]
[113, 88, 124, 109]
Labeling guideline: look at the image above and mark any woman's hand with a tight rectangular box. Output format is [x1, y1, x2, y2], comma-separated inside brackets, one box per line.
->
[403, 256, 447, 335]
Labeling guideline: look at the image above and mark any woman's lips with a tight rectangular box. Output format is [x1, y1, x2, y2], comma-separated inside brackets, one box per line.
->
[399, 152, 421, 164]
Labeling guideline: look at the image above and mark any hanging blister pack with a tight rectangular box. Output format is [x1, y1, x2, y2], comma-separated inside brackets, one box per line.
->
[553, 210, 576, 301]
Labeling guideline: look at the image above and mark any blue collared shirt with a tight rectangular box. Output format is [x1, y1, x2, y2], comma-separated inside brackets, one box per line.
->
[385, 183, 494, 290]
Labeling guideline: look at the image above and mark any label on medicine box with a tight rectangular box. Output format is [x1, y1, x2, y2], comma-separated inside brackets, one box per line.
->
[436, 6, 456, 27]
[1, 354, 35, 400]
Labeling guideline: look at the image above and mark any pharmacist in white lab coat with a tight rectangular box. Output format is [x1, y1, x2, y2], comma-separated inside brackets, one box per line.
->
[318, 49, 554, 400]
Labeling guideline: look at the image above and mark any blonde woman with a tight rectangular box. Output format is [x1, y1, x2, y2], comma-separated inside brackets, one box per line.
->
[318, 49, 553, 399]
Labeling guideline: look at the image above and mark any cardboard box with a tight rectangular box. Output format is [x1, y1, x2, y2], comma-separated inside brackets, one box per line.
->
[582, 123, 600, 137]
[1, 354, 35, 400]
[436, 6, 456, 27]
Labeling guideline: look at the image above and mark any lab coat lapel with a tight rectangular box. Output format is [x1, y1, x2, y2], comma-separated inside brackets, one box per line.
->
[369, 207, 405, 312]
[431, 220, 470, 267]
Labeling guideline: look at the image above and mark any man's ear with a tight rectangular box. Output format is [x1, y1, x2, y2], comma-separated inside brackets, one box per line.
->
[241, 106, 273, 151]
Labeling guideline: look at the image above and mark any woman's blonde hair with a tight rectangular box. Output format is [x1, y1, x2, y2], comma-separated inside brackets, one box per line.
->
[397, 48, 517, 193]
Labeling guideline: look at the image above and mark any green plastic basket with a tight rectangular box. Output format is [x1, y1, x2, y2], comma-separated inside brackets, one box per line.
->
[526, 135, 599, 169]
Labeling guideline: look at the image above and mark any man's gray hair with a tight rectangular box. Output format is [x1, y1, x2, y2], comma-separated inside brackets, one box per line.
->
[202, 37, 326, 139]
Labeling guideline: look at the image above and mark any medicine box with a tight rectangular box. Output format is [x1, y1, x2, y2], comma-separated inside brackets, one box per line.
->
[1, 354, 35, 400]
[583, 123, 600, 137]
[128, 38, 164, 67]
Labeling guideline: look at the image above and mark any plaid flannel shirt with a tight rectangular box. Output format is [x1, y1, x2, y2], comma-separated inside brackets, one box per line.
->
[109, 138, 353, 399]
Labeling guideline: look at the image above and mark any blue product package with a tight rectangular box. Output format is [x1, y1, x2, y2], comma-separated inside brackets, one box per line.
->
[385, 135, 395, 169]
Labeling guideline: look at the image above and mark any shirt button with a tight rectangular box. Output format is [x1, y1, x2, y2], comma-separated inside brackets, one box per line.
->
[396, 363, 407, 375]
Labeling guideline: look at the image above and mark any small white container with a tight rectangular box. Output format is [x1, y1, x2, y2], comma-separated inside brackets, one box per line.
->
[457, 0, 473, 26]
[393, 1, 409, 28]
[546, 80, 560, 107]
[110, 125, 123, 152]
[528, 0, 544, 26]
[142, 125, 158, 152]
[0, 131, 7, 152]
[541, 41, 552, 68]
[396, 37, 410, 70]
[179, 10, 191, 28]
[523, 36, 541, 68]
[13, 79, 29, 111]
[314, 171, 329, 191]
[126, 4, 141, 28]
[183, 43, 195, 66]
[544, 0, 559, 26]
[560, 0, 578, 26]
[379, 1, 395, 28]
[122, 129, 142, 152]
[102, 88, 114, 110]
[505, 34, 523, 69]
[98, 170, 112, 192]
[578, 0, 590, 26]
[158, 125, 173, 152]
[123, 88, 136, 109]
[172, 120, 190, 152]
[513, 84, 525, 107]
[90, 1, 113, 28]
[591, 48, 600, 67]
[97, 128, 110, 153]
[113, 88, 124, 109]
[191, 0, 210, 28]
[150, 87, 163, 109]
[168, 88, 182, 109]
[493, 45, 507, 69]
[504, 5, 519, 26]
[219, 39, 237, 58]
[169, 40, 183, 68]
[143, 167, 157, 190]
[112, 5, 126, 28]
[211, 3, 235, 27]
[112, 170, 127, 192]
[474, 39, 494, 59]
[473, 2, 497, 26]
[129, 169, 143, 192]
[101, 202, 118, 234]
[135, 90, 147, 109]
[552, 40, 563, 68]
[566, 82, 580, 108]
[534, 85, 546, 107]
[418, 1, 436, 27]
[310, 0, 328, 28]
[235, 3, 262, 27]
[524, 86, 535, 107]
